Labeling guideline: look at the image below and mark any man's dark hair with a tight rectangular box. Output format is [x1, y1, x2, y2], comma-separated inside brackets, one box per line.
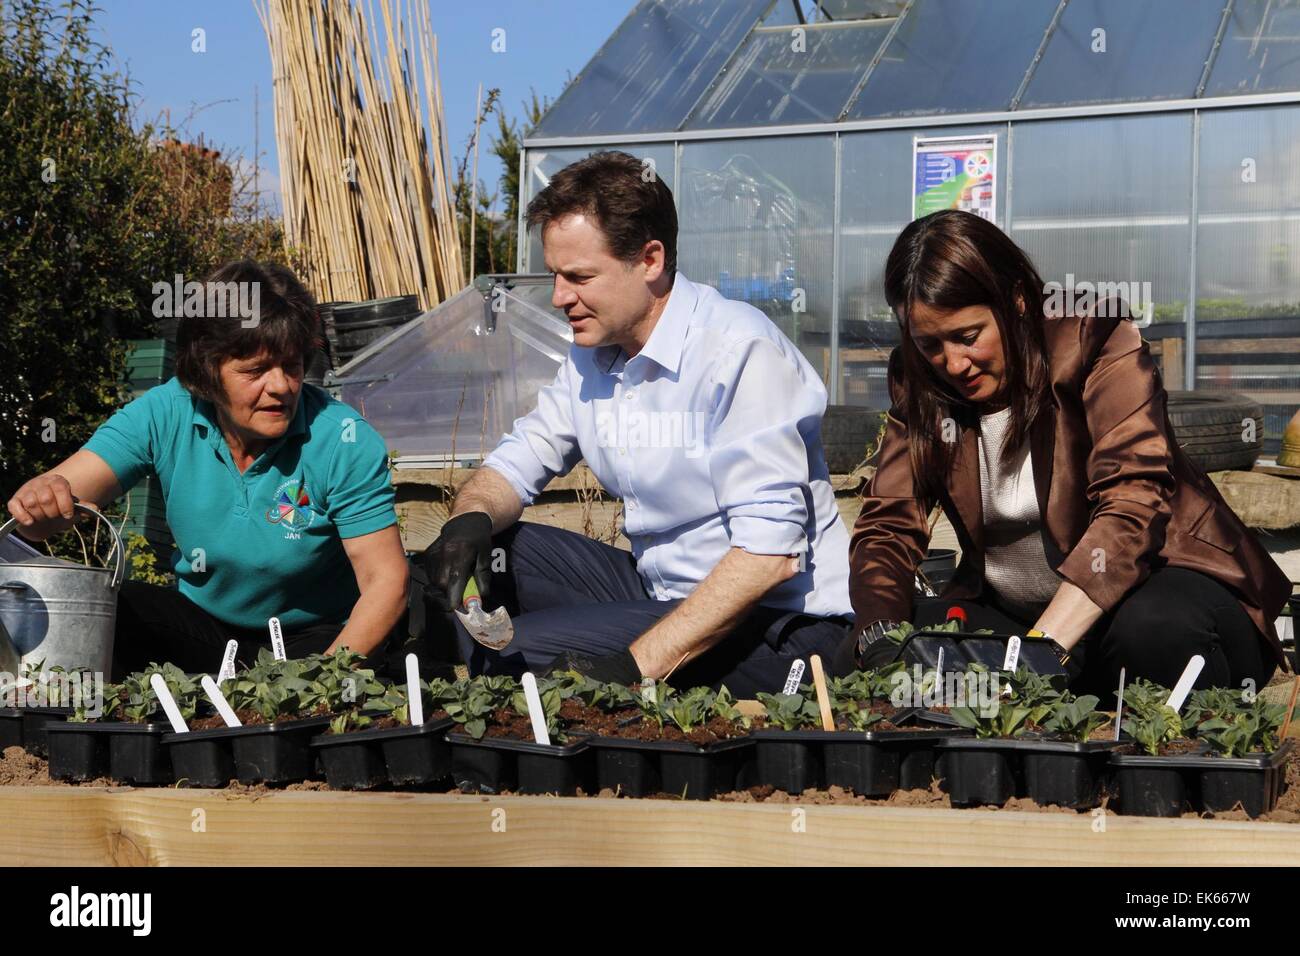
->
[525, 150, 677, 275]
[175, 260, 319, 404]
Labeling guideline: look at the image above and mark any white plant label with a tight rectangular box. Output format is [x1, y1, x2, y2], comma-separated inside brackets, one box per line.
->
[1114, 667, 1126, 741]
[268, 616, 286, 661]
[405, 653, 424, 726]
[521, 672, 550, 746]
[150, 673, 189, 734]
[217, 639, 239, 683]
[782, 659, 806, 695]
[1002, 636, 1022, 672]
[201, 675, 241, 728]
[1165, 655, 1206, 713]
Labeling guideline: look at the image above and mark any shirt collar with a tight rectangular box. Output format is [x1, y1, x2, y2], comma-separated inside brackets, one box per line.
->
[593, 273, 696, 376]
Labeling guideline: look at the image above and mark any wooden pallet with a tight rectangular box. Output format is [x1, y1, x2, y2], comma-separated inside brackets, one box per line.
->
[1, 786, 1296, 866]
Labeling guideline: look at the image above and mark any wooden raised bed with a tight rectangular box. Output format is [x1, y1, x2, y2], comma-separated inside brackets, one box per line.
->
[1, 786, 1297, 867]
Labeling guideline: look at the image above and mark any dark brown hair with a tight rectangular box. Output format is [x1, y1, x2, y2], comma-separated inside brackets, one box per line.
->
[883, 210, 1051, 498]
[525, 150, 677, 275]
[175, 260, 319, 404]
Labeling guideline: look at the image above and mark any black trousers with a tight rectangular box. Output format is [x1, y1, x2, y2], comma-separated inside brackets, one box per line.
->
[112, 581, 345, 679]
[446, 522, 853, 699]
[913, 566, 1277, 703]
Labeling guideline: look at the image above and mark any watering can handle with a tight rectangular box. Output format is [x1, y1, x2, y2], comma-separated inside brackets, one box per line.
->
[0, 502, 126, 591]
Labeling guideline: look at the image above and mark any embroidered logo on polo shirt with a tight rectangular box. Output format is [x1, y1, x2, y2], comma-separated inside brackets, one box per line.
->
[266, 479, 316, 539]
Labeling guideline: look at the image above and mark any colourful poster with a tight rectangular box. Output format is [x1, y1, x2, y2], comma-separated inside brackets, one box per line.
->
[912, 135, 998, 222]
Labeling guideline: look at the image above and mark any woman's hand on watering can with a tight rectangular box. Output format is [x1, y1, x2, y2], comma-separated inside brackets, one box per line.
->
[6, 472, 80, 540]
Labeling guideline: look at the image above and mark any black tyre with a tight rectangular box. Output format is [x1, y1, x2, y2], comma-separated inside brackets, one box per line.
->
[822, 405, 886, 474]
[1165, 391, 1263, 472]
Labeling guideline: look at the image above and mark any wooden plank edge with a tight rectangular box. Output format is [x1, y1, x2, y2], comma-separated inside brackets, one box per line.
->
[0, 787, 1296, 867]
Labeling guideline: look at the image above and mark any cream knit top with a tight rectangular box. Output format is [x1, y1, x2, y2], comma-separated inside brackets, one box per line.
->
[977, 406, 1061, 619]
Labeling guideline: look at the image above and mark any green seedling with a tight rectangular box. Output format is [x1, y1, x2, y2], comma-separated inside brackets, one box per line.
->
[1197, 699, 1288, 757]
[951, 700, 1034, 739]
[1123, 706, 1184, 756]
[757, 691, 821, 731]
[1042, 694, 1109, 742]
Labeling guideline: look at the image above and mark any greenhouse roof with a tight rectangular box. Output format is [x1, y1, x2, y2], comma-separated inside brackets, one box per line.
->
[527, 0, 1300, 143]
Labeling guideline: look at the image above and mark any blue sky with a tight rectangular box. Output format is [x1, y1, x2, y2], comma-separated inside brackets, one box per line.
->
[92, 0, 636, 214]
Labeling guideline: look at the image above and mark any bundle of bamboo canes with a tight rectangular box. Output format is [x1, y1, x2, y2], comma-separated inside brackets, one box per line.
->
[255, 0, 463, 308]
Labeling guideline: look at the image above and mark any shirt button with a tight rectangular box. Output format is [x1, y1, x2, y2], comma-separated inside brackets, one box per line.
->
[625, 391, 635, 400]
[619, 448, 627, 456]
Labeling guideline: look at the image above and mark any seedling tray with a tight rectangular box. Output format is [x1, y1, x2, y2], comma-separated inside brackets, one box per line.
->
[317, 717, 458, 789]
[48, 721, 173, 785]
[447, 731, 593, 796]
[588, 735, 754, 800]
[0, 708, 23, 749]
[164, 716, 331, 786]
[936, 737, 1125, 808]
[1110, 739, 1293, 818]
[45, 722, 109, 782]
[900, 630, 1065, 678]
[21, 707, 73, 757]
[311, 731, 389, 791]
[162, 732, 236, 789]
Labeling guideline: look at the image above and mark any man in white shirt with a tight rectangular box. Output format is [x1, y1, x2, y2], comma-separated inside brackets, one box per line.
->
[423, 151, 851, 696]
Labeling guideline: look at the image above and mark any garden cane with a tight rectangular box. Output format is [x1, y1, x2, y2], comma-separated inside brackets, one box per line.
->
[455, 576, 513, 650]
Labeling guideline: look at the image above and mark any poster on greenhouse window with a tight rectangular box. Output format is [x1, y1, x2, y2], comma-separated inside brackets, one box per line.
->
[912, 134, 998, 222]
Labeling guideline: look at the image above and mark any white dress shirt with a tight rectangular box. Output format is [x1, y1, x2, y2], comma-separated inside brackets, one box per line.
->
[483, 273, 852, 619]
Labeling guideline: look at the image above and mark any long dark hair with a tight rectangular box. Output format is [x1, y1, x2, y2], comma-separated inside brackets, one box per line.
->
[883, 210, 1051, 499]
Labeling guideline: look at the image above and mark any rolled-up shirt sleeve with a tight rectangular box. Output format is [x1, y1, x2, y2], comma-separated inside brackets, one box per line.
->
[706, 337, 821, 555]
[483, 356, 582, 505]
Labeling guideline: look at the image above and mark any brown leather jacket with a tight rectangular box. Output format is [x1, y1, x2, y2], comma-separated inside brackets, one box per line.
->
[848, 310, 1292, 666]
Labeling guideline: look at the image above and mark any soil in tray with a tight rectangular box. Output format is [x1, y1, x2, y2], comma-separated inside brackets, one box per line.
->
[189, 705, 334, 730]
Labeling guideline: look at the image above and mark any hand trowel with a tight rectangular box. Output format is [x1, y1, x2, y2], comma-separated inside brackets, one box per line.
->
[455, 576, 513, 650]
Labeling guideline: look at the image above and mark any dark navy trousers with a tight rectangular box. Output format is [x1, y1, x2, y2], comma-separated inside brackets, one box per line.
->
[452, 522, 852, 699]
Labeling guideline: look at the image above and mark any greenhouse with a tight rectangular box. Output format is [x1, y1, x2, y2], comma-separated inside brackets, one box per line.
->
[460, 0, 1300, 454]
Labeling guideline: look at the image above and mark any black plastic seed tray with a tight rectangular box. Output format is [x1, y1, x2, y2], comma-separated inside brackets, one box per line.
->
[20, 706, 73, 757]
[311, 717, 457, 790]
[447, 730, 594, 796]
[936, 736, 1126, 808]
[588, 735, 754, 800]
[163, 716, 331, 786]
[0, 708, 23, 749]
[750, 724, 971, 796]
[1110, 739, 1293, 818]
[900, 630, 1066, 679]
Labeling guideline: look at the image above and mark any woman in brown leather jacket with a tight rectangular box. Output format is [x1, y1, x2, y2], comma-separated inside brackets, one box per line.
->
[840, 210, 1291, 698]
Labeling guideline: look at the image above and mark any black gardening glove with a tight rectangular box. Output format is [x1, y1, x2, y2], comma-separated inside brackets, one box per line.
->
[422, 512, 494, 611]
[545, 648, 642, 686]
[830, 619, 904, 676]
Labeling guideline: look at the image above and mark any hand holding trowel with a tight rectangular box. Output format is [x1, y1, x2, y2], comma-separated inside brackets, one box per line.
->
[456, 575, 513, 650]
[427, 512, 513, 651]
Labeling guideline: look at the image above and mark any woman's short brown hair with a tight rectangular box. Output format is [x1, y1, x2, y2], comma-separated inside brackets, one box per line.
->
[175, 260, 319, 404]
[525, 150, 678, 275]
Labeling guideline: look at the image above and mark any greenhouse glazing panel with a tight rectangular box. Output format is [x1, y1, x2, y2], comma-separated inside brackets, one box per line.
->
[838, 124, 1008, 408]
[338, 284, 572, 462]
[1204, 0, 1300, 97]
[1194, 106, 1300, 450]
[530, 0, 771, 138]
[1019, 0, 1227, 108]
[677, 136, 835, 385]
[685, 21, 891, 129]
[523, 144, 676, 272]
[847, 0, 1058, 118]
[1010, 113, 1192, 335]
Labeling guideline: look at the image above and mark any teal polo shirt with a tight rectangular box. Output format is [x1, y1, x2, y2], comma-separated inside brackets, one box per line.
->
[84, 378, 397, 631]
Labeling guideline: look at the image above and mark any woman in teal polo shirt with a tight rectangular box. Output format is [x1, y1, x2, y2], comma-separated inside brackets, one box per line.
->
[4, 261, 409, 677]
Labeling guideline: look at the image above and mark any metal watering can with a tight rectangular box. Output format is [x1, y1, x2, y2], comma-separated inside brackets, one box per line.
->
[0, 504, 124, 679]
